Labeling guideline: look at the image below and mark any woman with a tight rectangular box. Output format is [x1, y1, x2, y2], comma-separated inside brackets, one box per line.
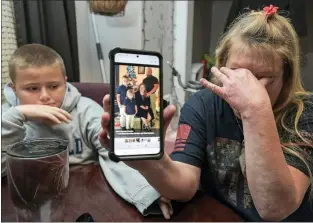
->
[100, 6, 313, 221]
[135, 83, 152, 131]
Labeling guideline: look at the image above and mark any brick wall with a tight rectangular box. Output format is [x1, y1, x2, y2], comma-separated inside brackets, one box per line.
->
[1, 0, 17, 104]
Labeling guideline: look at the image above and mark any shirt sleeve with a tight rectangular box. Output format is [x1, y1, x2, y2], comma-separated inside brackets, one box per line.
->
[123, 99, 128, 106]
[136, 98, 140, 106]
[116, 86, 121, 94]
[135, 93, 141, 106]
[153, 76, 159, 85]
[170, 94, 209, 168]
[1, 106, 27, 177]
[284, 99, 313, 177]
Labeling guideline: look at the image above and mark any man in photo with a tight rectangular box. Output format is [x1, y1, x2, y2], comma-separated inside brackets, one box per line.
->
[143, 68, 159, 121]
[116, 75, 129, 130]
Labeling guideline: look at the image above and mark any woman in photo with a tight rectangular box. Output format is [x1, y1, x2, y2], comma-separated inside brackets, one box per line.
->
[135, 84, 152, 131]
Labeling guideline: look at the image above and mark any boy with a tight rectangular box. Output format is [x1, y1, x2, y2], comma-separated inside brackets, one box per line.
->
[124, 89, 137, 131]
[116, 75, 129, 130]
[1, 44, 168, 218]
[1, 44, 103, 167]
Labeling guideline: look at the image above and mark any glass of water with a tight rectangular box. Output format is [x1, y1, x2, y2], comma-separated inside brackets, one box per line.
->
[6, 138, 69, 222]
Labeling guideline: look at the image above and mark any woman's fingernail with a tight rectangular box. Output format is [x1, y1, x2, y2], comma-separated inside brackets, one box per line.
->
[211, 67, 217, 72]
[200, 79, 206, 85]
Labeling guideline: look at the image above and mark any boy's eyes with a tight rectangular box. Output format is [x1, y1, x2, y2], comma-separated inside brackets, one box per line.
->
[26, 87, 39, 91]
[49, 85, 59, 89]
[25, 85, 59, 91]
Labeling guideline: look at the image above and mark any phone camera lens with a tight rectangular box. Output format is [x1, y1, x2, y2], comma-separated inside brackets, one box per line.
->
[136, 55, 139, 58]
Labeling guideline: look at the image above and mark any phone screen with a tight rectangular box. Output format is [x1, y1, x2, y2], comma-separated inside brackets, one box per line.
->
[112, 52, 162, 157]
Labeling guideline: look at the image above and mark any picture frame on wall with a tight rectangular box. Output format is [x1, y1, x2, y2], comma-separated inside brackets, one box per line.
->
[138, 66, 145, 74]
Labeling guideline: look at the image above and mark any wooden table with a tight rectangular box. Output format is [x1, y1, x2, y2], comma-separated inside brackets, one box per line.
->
[1, 164, 242, 222]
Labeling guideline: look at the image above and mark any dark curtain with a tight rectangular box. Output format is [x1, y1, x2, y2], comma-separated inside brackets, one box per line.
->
[224, 0, 308, 37]
[13, 0, 80, 82]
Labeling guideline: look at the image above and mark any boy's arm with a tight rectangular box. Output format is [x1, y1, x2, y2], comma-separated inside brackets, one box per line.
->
[135, 105, 138, 114]
[116, 87, 121, 107]
[116, 94, 121, 107]
[1, 106, 27, 177]
[81, 100, 162, 216]
[2, 104, 71, 148]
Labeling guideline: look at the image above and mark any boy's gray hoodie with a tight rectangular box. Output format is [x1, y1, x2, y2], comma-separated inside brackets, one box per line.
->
[1, 82, 161, 216]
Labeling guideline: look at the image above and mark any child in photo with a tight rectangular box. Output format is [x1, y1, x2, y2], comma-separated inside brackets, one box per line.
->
[116, 75, 129, 130]
[123, 89, 137, 131]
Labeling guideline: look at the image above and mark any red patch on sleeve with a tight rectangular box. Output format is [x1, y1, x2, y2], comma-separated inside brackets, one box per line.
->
[176, 124, 191, 140]
[173, 124, 191, 152]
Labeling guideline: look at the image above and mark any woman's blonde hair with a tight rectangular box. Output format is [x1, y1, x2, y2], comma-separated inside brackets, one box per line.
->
[215, 9, 313, 194]
[126, 89, 134, 99]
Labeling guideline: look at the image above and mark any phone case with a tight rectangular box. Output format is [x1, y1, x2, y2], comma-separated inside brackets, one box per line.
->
[108, 47, 164, 161]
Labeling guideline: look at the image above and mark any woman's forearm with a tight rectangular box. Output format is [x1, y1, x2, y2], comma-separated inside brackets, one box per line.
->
[242, 104, 297, 220]
[128, 154, 200, 201]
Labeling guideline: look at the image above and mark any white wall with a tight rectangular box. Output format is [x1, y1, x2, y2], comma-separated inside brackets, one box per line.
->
[75, 1, 143, 83]
[142, 1, 174, 95]
[173, 1, 194, 105]
[75, 1, 178, 95]
[75, 1, 199, 101]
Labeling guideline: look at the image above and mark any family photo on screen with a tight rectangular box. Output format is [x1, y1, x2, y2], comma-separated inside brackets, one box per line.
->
[114, 65, 160, 132]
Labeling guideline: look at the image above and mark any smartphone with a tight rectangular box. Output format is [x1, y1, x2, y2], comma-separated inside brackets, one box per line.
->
[109, 48, 163, 160]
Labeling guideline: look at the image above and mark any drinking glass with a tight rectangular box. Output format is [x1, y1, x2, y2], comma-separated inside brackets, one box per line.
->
[6, 138, 69, 222]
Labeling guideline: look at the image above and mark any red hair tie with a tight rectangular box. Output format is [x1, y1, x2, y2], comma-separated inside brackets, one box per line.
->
[263, 4, 279, 16]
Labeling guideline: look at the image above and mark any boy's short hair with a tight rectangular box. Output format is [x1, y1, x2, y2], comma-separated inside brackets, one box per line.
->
[122, 75, 129, 79]
[9, 43, 66, 82]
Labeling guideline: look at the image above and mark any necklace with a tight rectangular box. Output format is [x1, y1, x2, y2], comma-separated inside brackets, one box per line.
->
[235, 115, 247, 177]
[235, 116, 245, 145]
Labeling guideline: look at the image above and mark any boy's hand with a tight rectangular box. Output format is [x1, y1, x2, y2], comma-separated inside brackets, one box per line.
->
[159, 196, 173, 219]
[16, 105, 72, 125]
